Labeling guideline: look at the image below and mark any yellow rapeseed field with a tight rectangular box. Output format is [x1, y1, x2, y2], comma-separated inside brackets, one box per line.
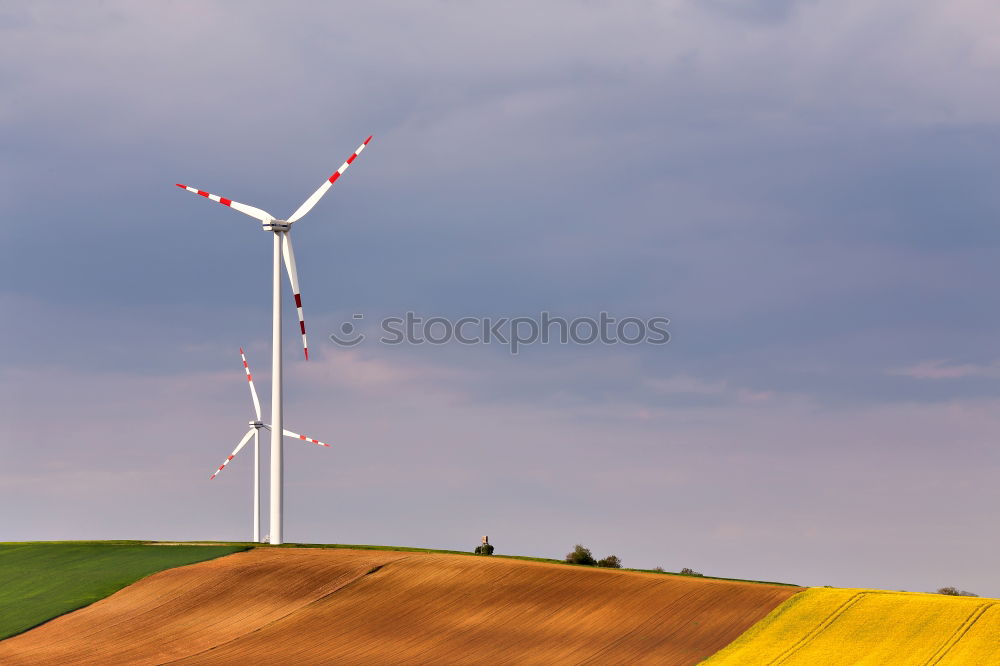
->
[705, 587, 999, 665]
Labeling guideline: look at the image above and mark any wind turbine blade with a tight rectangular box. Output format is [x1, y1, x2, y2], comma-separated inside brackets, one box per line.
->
[286, 136, 372, 223]
[209, 428, 256, 479]
[240, 347, 262, 421]
[175, 184, 275, 223]
[281, 232, 309, 360]
[282, 428, 330, 447]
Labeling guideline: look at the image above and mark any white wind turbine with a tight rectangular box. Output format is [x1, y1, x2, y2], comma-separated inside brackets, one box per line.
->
[177, 136, 372, 544]
[209, 348, 330, 543]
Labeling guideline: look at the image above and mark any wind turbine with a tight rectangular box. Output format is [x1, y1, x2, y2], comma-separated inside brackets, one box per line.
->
[178, 136, 372, 544]
[210, 347, 331, 543]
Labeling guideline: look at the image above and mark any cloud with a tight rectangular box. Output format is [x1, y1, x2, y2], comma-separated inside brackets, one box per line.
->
[699, 0, 811, 23]
[891, 359, 1000, 380]
[645, 375, 774, 403]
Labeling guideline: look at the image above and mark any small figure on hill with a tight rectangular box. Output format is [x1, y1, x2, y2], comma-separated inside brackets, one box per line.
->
[565, 544, 597, 566]
[597, 555, 622, 569]
[474, 535, 495, 555]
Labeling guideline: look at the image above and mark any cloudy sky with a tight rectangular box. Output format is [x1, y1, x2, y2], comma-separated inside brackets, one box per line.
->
[2, 1, 999, 596]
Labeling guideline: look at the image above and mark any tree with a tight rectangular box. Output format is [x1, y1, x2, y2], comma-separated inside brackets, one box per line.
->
[597, 555, 622, 569]
[680, 567, 703, 576]
[936, 586, 977, 597]
[565, 544, 596, 566]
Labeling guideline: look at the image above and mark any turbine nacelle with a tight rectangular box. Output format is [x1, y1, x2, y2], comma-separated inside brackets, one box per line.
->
[249, 420, 265, 429]
[262, 220, 290, 232]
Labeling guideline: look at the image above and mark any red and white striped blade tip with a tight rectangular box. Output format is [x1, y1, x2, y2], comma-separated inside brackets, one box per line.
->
[240, 347, 262, 419]
[175, 184, 274, 223]
[209, 455, 234, 480]
[286, 135, 374, 223]
[176, 183, 231, 206]
[299, 434, 329, 447]
[284, 429, 330, 447]
[331, 136, 373, 184]
[209, 429, 255, 480]
[280, 234, 309, 360]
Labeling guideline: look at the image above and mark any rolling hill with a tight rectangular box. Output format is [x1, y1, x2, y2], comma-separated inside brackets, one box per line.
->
[5, 544, 994, 664]
[0, 546, 798, 664]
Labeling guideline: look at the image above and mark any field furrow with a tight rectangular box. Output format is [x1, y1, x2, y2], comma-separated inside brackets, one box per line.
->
[706, 589, 1000, 665]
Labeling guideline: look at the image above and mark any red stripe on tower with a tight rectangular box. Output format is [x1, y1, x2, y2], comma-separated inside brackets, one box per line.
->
[294, 294, 302, 308]
[329, 172, 341, 184]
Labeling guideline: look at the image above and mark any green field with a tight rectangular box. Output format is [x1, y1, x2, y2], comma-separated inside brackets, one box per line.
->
[0, 542, 247, 640]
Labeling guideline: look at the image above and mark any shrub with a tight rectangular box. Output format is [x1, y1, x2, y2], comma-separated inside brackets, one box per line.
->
[936, 586, 978, 597]
[473, 544, 495, 555]
[680, 567, 703, 576]
[565, 544, 596, 566]
[597, 555, 622, 569]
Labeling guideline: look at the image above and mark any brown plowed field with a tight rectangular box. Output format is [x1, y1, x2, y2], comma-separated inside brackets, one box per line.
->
[0, 548, 800, 665]
[0, 548, 406, 665]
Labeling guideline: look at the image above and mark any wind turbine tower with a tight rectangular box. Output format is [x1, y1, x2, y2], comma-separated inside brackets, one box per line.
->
[179, 136, 372, 543]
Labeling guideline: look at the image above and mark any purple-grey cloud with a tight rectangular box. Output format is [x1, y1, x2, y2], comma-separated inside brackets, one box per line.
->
[892, 359, 1000, 380]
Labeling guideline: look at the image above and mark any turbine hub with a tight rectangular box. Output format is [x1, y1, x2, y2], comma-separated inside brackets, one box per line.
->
[262, 219, 290, 232]
[249, 420, 265, 428]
